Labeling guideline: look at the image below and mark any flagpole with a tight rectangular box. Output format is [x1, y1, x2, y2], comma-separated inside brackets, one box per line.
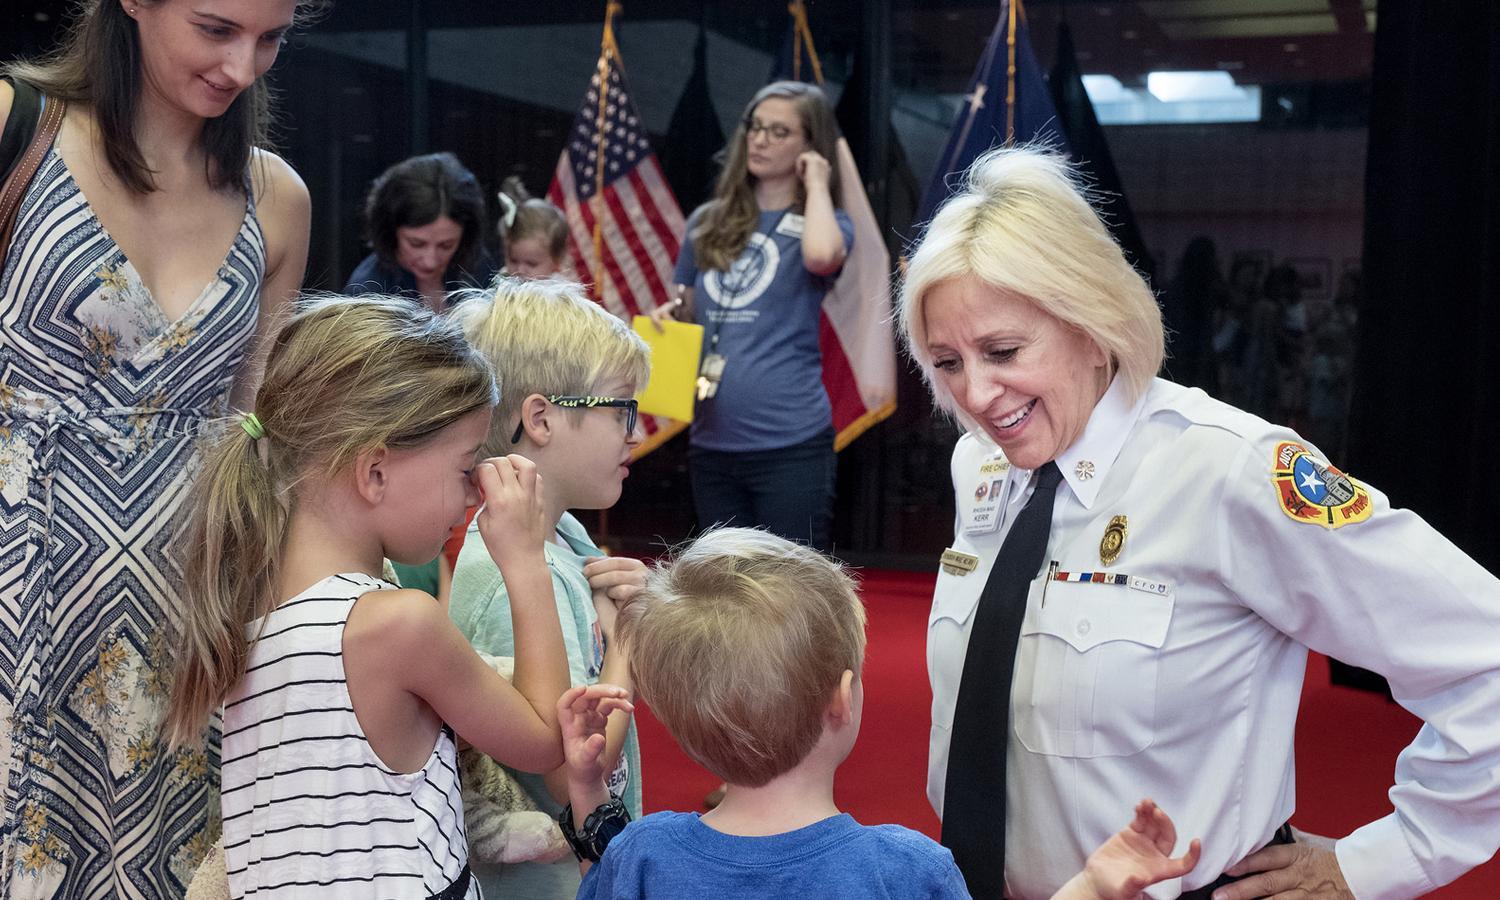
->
[591, 1, 621, 297]
[1005, 0, 1020, 143]
[787, 1, 825, 86]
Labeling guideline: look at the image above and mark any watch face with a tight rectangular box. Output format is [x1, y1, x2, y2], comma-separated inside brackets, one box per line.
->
[570, 797, 632, 862]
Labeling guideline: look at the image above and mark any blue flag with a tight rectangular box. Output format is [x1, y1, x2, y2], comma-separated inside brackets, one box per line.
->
[914, 0, 1067, 229]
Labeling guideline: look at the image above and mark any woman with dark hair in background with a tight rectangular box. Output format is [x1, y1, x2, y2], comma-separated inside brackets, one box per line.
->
[345, 151, 497, 312]
[651, 80, 852, 554]
[0, 0, 315, 895]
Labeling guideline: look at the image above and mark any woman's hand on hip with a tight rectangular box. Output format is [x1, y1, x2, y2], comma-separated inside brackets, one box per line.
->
[1213, 837, 1352, 900]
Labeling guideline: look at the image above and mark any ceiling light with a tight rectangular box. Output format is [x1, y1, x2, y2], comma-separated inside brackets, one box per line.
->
[1146, 71, 1245, 103]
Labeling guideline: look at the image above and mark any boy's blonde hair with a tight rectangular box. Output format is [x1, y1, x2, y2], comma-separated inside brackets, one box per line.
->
[164, 295, 496, 746]
[456, 276, 650, 455]
[617, 528, 867, 787]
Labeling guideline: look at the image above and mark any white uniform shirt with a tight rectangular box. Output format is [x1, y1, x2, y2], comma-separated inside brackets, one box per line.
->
[927, 376, 1500, 900]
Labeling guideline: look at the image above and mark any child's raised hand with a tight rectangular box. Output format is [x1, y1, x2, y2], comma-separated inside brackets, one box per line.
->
[1082, 799, 1201, 900]
[558, 684, 633, 786]
[474, 455, 548, 569]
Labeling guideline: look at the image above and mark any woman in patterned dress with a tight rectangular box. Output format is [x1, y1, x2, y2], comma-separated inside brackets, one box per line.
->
[0, 1, 314, 895]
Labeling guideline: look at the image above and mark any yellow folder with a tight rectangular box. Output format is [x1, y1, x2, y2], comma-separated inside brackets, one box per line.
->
[631, 316, 704, 423]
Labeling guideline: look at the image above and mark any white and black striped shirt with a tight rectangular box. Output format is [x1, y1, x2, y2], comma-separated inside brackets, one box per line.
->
[221, 573, 477, 899]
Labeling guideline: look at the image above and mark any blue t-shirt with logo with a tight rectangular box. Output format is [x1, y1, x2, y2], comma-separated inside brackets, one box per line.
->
[674, 206, 855, 452]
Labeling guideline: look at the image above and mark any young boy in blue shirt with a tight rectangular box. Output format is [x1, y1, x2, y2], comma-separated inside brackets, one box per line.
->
[560, 528, 1202, 899]
[450, 276, 652, 897]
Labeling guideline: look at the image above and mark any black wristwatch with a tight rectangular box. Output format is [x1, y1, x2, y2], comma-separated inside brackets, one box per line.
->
[557, 794, 632, 862]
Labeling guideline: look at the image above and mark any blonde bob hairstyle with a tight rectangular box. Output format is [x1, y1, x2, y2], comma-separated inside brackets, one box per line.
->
[617, 528, 867, 788]
[164, 295, 497, 747]
[898, 146, 1164, 424]
[455, 276, 650, 456]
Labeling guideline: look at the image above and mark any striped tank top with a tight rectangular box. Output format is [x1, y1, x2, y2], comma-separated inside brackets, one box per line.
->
[221, 573, 478, 899]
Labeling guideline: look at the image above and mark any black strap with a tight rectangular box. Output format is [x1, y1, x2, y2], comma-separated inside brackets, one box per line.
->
[941, 461, 1064, 899]
[1, 78, 43, 183]
[1176, 822, 1296, 900]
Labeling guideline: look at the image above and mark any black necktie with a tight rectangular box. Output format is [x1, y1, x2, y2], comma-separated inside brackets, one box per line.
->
[941, 461, 1064, 900]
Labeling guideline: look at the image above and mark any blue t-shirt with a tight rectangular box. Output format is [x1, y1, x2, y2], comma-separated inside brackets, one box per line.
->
[577, 811, 970, 899]
[674, 207, 855, 452]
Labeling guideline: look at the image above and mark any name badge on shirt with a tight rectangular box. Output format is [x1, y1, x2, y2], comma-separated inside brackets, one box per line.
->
[963, 455, 1011, 535]
[940, 548, 980, 577]
[775, 213, 806, 238]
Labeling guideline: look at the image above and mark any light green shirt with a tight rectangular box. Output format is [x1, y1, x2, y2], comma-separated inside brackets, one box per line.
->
[449, 510, 643, 814]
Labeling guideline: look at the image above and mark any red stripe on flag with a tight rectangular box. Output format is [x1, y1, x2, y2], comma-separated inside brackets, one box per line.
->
[602, 189, 667, 314]
[628, 165, 681, 264]
[819, 311, 869, 433]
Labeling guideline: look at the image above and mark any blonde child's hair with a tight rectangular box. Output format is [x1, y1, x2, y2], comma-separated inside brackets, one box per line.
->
[163, 295, 497, 747]
[498, 176, 568, 265]
[617, 528, 867, 787]
[898, 145, 1164, 429]
[455, 276, 649, 455]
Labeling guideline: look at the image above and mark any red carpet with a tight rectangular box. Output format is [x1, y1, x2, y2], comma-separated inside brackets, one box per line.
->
[636, 569, 1500, 898]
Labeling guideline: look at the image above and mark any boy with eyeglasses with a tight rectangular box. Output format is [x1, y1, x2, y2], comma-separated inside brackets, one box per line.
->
[449, 275, 652, 898]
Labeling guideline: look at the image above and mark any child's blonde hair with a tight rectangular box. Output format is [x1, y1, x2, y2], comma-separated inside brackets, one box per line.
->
[498, 176, 568, 264]
[455, 276, 649, 455]
[164, 295, 497, 746]
[617, 528, 867, 787]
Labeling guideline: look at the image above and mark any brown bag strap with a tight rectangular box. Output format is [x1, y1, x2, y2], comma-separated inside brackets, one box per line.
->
[0, 92, 68, 273]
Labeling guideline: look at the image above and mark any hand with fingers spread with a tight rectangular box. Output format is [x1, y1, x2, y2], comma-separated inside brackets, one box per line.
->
[1066, 799, 1202, 900]
[1211, 837, 1351, 900]
[583, 555, 648, 638]
[473, 454, 548, 572]
[558, 683, 635, 788]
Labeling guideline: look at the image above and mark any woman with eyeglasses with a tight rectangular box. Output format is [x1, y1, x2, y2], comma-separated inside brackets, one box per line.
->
[652, 80, 851, 555]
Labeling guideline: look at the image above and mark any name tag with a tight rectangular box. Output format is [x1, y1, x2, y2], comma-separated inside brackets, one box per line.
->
[940, 548, 979, 577]
[1128, 576, 1170, 596]
[775, 213, 805, 238]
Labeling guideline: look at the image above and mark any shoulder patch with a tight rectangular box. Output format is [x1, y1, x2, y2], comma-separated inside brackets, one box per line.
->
[1270, 441, 1372, 528]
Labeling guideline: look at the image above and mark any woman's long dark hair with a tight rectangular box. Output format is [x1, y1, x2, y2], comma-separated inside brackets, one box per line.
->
[692, 81, 842, 272]
[2, 0, 326, 194]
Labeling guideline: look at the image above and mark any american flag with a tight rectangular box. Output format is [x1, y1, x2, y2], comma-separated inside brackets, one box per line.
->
[548, 47, 687, 454]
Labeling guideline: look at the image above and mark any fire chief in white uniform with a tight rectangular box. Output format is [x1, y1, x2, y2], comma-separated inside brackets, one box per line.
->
[898, 147, 1500, 900]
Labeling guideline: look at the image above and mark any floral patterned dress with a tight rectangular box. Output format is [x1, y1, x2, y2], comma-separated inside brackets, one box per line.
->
[0, 147, 263, 898]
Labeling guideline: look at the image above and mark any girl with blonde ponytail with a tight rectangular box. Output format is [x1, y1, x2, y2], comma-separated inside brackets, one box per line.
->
[165, 295, 626, 899]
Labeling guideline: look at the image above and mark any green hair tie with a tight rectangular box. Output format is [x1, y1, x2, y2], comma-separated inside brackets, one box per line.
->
[240, 412, 265, 440]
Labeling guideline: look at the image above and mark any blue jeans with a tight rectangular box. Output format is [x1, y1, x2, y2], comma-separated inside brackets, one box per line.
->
[688, 427, 836, 551]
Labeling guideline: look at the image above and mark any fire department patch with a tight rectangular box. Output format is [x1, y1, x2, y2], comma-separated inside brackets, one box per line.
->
[1270, 441, 1372, 528]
